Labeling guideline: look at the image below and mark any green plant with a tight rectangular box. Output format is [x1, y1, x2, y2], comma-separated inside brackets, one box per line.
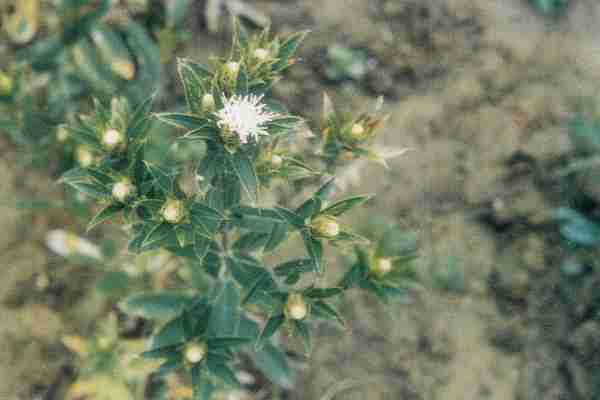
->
[56, 22, 413, 398]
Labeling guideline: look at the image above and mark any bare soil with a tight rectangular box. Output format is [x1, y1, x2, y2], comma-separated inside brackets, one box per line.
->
[3, 0, 600, 399]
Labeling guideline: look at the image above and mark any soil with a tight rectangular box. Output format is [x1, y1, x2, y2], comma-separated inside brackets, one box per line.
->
[3, 0, 600, 399]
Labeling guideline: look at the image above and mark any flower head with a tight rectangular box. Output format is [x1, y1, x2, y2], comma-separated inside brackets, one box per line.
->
[216, 94, 279, 145]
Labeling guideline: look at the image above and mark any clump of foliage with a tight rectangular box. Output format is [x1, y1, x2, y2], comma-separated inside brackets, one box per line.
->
[0, 0, 197, 171]
[528, 0, 570, 18]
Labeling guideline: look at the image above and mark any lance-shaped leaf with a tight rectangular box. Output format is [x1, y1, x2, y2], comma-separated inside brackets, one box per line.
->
[273, 30, 309, 72]
[155, 112, 211, 130]
[177, 58, 210, 113]
[192, 364, 216, 400]
[178, 126, 218, 142]
[253, 343, 295, 389]
[142, 222, 173, 249]
[120, 292, 191, 320]
[311, 300, 345, 328]
[194, 233, 212, 262]
[209, 281, 241, 337]
[143, 161, 173, 194]
[127, 94, 155, 140]
[315, 177, 336, 200]
[296, 197, 322, 219]
[303, 287, 343, 299]
[206, 356, 240, 387]
[274, 207, 305, 229]
[228, 152, 259, 204]
[243, 270, 276, 306]
[274, 259, 313, 277]
[207, 336, 251, 350]
[87, 203, 124, 232]
[233, 232, 270, 252]
[320, 194, 373, 216]
[257, 314, 285, 348]
[302, 230, 323, 274]
[293, 319, 312, 354]
[189, 202, 223, 237]
[339, 262, 367, 289]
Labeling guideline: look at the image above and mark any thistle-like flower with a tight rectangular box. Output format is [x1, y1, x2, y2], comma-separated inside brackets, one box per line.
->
[216, 94, 279, 145]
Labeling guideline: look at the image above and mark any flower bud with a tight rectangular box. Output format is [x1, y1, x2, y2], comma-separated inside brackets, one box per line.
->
[370, 257, 393, 279]
[101, 128, 125, 152]
[112, 178, 136, 203]
[0, 71, 13, 96]
[253, 48, 270, 62]
[56, 126, 69, 143]
[270, 154, 283, 169]
[184, 342, 208, 364]
[201, 93, 216, 113]
[161, 199, 186, 224]
[310, 215, 340, 239]
[75, 146, 94, 167]
[225, 61, 240, 80]
[284, 293, 308, 320]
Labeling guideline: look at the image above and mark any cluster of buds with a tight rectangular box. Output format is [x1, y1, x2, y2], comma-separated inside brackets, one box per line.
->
[161, 199, 187, 224]
[369, 257, 393, 279]
[75, 146, 95, 168]
[112, 178, 136, 203]
[284, 293, 308, 320]
[0, 70, 12, 97]
[184, 341, 208, 364]
[310, 215, 340, 239]
[101, 128, 126, 152]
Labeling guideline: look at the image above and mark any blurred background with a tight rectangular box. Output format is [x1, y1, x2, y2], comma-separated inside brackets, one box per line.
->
[3, 0, 600, 399]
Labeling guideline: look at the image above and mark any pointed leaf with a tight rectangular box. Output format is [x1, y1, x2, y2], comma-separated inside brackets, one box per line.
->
[87, 203, 124, 232]
[320, 194, 373, 216]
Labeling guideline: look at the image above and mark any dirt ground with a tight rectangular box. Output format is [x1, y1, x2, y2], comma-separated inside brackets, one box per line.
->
[3, 0, 600, 399]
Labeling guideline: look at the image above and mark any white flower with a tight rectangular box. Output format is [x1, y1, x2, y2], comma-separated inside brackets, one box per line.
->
[215, 94, 279, 144]
[46, 230, 102, 260]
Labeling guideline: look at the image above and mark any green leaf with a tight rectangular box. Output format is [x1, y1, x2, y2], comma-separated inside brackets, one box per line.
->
[191, 364, 216, 400]
[296, 197, 322, 219]
[253, 343, 294, 389]
[155, 112, 210, 130]
[229, 152, 259, 204]
[320, 194, 373, 216]
[303, 287, 342, 299]
[177, 58, 209, 114]
[119, 292, 191, 319]
[87, 203, 124, 232]
[315, 177, 336, 200]
[293, 319, 312, 354]
[206, 357, 240, 387]
[258, 314, 285, 346]
[274, 30, 308, 71]
[194, 233, 212, 262]
[554, 207, 600, 247]
[242, 271, 275, 306]
[143, 161, 173, 194]
[302, 231, 323, 274]
[274, 259, 313, 276]
[207, 336, 251, 349]
[68, 181, 112, 199]
[274, 207, 305, 229]
[179, 126, 218, 142]
[311, 300, 345, 327]
[265, 222, 288, 252]
[209, 281, 241, 337]
[233, 232, 270, 252]
[189, 202, 223, 236]
[127, 94, 154, 140]
[142, 222, 173, 249]
[339, 263, 365, 289]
